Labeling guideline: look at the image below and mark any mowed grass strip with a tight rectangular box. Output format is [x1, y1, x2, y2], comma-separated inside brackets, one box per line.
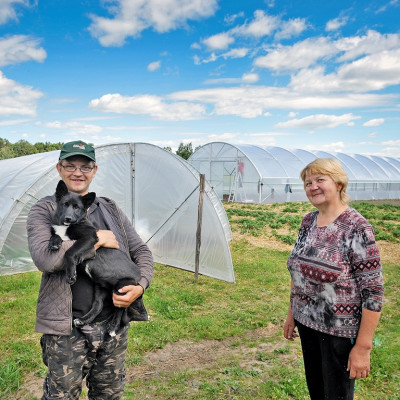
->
[0, 201, 399, 399]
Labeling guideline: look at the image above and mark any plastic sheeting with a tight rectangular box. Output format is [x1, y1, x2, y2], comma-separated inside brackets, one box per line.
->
[0, 143, 234, 283]
[188, 142, 400, 204]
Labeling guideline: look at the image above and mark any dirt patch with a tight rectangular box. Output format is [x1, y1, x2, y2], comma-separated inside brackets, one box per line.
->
[15, 325, 282, 399]
[127, 323, 280, 382]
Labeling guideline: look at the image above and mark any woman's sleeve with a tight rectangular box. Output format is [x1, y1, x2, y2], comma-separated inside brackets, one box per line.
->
[350, 222, 384, 312]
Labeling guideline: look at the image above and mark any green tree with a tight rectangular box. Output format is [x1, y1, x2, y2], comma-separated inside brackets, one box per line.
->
[176, 142, 193, 160]
[0, 138, 14, 159]
[13, 140, 37, 157]
[0, 146, 15, 160]
[0, 137, 64, 160]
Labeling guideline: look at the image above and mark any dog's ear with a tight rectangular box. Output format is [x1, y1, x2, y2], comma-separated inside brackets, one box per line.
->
[82, 192, 96, 209]
[55, 180, 69, 202]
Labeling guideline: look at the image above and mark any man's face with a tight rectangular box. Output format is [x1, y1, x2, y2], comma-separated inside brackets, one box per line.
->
[56, 155, 98, 195]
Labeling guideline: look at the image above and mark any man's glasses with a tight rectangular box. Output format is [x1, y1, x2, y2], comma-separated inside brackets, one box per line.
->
[60, 164, 95, 173]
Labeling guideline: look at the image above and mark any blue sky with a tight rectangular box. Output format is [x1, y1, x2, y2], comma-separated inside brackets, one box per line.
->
[0, 0, 399, 155]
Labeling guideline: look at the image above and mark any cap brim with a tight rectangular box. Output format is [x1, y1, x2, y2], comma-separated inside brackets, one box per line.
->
[59, 152, 96, 162]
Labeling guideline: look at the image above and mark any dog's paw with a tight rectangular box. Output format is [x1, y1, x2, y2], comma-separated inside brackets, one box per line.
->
[65, 263, 77, 285]
[66, 271, 77, 285]
[48, 235, 63, 251]
[73, 318, 84, 327]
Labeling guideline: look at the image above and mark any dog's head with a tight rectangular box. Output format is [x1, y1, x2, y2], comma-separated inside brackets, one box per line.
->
[54, 180, 96, 225]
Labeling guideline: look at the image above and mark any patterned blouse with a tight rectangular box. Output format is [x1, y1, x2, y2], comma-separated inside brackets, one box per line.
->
[287, 207, 384, 338]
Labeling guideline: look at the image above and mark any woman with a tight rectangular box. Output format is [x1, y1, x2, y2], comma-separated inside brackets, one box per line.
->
[283, 158, 384, 400]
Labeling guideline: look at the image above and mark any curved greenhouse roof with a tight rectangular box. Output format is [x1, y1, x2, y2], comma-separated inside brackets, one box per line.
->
[188, 142, 400, 204]
[0, 143, 234, 282]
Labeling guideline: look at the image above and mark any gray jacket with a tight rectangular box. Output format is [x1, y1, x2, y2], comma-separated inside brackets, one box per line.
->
[27, 194, 154, 335]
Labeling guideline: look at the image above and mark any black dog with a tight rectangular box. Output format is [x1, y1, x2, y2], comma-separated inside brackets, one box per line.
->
[49, 180, 149, 336]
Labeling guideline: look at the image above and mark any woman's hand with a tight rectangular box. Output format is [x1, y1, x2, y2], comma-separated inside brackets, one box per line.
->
[347, 308, 381, 379]
[283, 311, 298, 341]
[347, 343, 371, 379]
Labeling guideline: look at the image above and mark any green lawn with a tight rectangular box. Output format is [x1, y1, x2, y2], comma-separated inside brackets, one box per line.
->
[1, 202, 399, 399]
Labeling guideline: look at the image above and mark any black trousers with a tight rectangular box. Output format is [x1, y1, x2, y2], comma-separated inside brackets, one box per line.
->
[296, 321, 355, 400]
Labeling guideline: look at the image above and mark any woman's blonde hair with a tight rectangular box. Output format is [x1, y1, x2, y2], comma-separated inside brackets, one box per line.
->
[300, 158, 350, 204]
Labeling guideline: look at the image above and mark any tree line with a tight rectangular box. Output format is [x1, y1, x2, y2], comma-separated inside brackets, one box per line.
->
[0, 138, 64, 160]
[0, 138, 200, 161]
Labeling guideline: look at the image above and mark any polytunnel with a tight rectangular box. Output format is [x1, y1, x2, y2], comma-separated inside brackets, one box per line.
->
[0, 142, 235, 283]
[188, 142, 400, 204]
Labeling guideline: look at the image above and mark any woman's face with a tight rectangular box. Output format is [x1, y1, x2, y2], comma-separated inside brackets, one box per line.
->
[304, 173, 342, 209]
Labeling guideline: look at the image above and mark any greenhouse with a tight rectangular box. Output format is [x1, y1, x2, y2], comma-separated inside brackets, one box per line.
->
[0, 143, 234, 282]
[188, 142, 400, 204]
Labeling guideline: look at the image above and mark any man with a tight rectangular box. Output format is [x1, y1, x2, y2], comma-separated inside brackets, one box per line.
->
[27, 140, 154, 400]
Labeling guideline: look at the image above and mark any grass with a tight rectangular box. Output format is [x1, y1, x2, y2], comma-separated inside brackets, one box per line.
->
[0, 201, 399, 399]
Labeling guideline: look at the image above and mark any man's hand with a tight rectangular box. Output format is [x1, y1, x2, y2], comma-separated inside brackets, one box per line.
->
[113, 285, 144, 308]
[95, 230, 119, 250]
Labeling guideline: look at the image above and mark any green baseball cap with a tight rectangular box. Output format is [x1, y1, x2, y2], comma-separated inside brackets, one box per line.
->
[59, 140, 96, 162]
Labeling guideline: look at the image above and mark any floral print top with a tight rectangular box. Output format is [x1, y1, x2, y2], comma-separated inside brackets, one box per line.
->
[287, 207, 384, 338]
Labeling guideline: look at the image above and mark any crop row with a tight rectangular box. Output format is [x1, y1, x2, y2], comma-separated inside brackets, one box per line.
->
[225, 201, 400, 245]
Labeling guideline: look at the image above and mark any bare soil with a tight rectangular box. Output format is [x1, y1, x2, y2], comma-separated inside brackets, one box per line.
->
[16, 325, 284, 399]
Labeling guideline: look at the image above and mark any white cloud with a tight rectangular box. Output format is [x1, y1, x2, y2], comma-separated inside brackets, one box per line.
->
[170, 86, 393, 118]
[147, 60, 161, 71]
[233, 10, 279, 38]
[274, 113, 360, 130]
[289, 47, 400, 93]
[363, 118, 385, 127]
[236, 133, 277, 147]
[0, 0, 31, 25]
[89, 93, 207, 121]
[276, 18, 308, 40]
[378, 139, 400, 157]
[45, 121, 103, 135]
[202, 32, 234, 51]
[203, 73, 259, 85]
[335, 48, 400, 91]
[304, 141, 346, 153]
[222, 47, 249, 59]
[0, 118, 31, 126]
[254, 31, 400, 94]
[0, 35, 47, 67]
[376, 0, 399, 14]
[89, 0, 218, 47]
[190, 42, 201, 50]
[224, 12, 244, 25]
[325, 16, 348, 32]
[337, 30, 400, 62]
[288, 111, 298, 118]
[195, 12, 306, 66]
[381, 139, 400, 146]
[0, 71, 43, 116]
[208, 132, 239, 141]
[241, 73, 259, 83]
[194, 48, 248, 64]
[254, 37, 337, 71]
[193, 52, 217, 65]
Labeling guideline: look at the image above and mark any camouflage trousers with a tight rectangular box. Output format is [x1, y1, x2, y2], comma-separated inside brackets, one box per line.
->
[40, 321, 129, 400]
